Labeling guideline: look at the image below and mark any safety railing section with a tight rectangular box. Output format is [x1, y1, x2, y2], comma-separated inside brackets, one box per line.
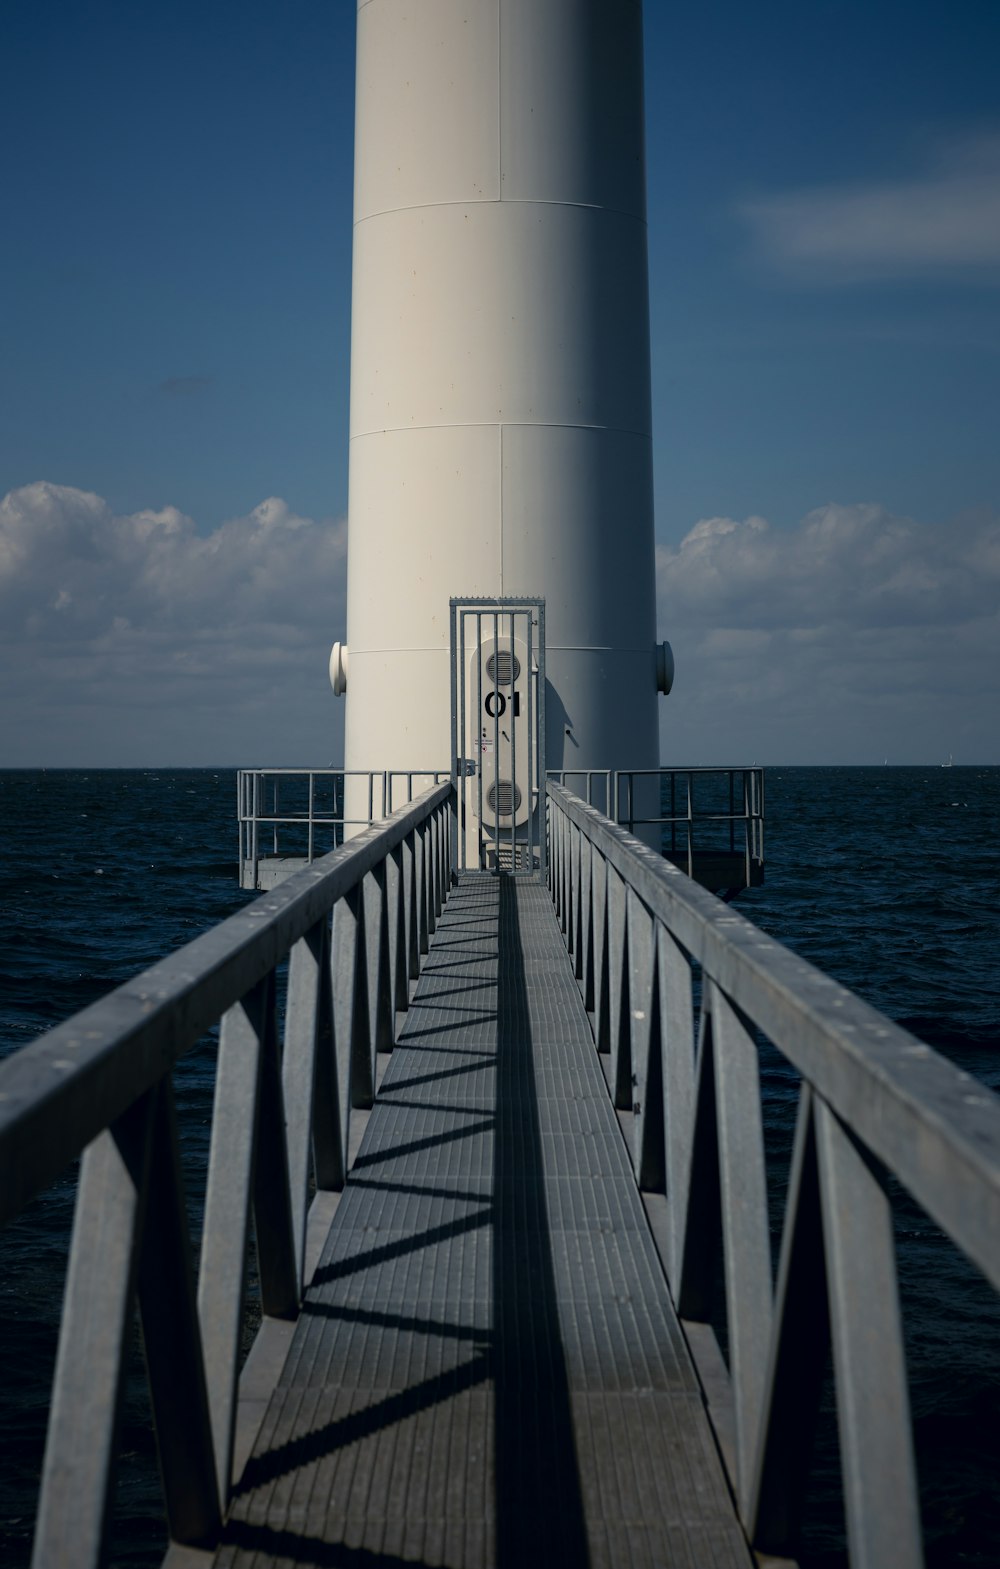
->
[0, 781, 453, 1567]
[237, 768, 449, 889]
[549, 766, 764, 887]
[546, 779, 1000, 1568]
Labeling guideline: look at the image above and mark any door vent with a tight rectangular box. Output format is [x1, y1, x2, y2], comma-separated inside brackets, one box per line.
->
[486, 651, 520, 686]
[487, 780, 521, 817]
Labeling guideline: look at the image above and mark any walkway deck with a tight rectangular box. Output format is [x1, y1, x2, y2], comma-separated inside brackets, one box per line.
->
[215, 875, 750, 1568]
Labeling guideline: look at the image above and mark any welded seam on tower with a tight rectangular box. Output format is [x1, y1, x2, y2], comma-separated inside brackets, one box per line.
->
[354, 197, 648, 227]
[350, 421, 653, 440]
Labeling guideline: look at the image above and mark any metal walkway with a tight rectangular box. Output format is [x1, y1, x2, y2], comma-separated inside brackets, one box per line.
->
[215, 875, 749, 1568]
[9, 781, 999, 1565]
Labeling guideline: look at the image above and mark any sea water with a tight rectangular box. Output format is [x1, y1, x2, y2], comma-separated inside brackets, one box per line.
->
[0, 770, 249, 1567]
[740, 767, 1000, 1567]
[0, 767, 998, 1566]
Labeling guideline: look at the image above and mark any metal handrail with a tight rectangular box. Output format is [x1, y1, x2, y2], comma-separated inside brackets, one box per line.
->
[548, 766, 765, 882]
[0, 781, 453, 1564]
[546, 779, 1000, 1567]
[236, 768, 450, 888]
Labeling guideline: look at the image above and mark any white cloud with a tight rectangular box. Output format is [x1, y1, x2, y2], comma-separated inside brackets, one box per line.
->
[657, 503, 1000, 763]
[0, 483, 348, 764]
[2, 482, 996, 766]
[739, 132, 1000, 282]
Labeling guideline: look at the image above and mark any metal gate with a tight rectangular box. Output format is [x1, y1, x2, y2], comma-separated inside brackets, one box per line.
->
[450, 598, 546, 876]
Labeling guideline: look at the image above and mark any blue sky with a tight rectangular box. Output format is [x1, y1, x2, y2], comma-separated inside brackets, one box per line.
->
[2, 1, 999, 765]
[646, 0, 1000, 534]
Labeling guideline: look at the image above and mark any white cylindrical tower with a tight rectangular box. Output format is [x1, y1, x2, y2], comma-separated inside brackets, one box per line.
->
[342, 0, 663, 805]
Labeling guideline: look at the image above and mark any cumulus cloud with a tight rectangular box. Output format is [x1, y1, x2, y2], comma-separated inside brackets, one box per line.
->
[0, 483, 347, 764]
[739, 132, 1000, 282]
[2, 482, 996, 765]
[657, 503, 1000, 763]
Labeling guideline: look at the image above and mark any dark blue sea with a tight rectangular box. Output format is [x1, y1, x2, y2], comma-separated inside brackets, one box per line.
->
[1, 767, 999, 1566]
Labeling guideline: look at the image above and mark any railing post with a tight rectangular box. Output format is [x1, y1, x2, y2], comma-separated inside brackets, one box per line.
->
[451, 769, 460, 880]
[550, 799, 560, 910]
[657, 925, 695, 1289]
[198, 972, 276, 1505]
[730, 770, 735, 855]
[815, 1101, 923, 1569]
[429, 814, 440, 929]
[385, 844, 409, 1016]
[748, 1086, 829, 1555]
[333, 885, 374, 1112]
[311, 916, 346, 1195]
[251, 771, 260, 889]
[440, 800, 450, 900]
[605, 860, 632, 1108]
[570, 821, 582, 975]
[284, 919, 341, 1288]
[253, 992, 298, 1321]
[711, 978, 773, 1515]
[363, 864, 394, 1057]
[676, 997, 722, 1323]
[32, 1092, 158, 1569]
[591, 847, 610, 1050]
[429, 810, 441, 920]
[627, 889, 664, 1191]
[416, 821, 430, 954]
[137, 1081, 221, 1545]
[403, 829, 419, 981]
[580, 831, 594, 1011]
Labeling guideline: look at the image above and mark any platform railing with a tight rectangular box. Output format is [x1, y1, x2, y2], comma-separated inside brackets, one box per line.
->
[549, 765, 764, 882]
[237, 768, 450, 888]
[546, 779, 1000, 1569]
[0, 781, 452, 1567]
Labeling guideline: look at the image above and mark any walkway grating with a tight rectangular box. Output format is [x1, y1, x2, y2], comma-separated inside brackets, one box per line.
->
[215, 875, 750, 1568]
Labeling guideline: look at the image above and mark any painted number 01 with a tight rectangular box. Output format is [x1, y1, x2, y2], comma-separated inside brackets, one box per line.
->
[484, 691, 521, 719]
